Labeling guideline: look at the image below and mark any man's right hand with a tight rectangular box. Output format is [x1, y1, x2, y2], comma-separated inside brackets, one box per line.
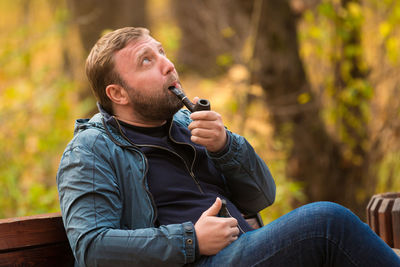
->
[194, 197, 239, 255]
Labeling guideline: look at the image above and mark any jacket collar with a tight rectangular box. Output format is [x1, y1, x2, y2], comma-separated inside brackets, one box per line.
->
[73, 103, 193, 147]
[72, 103, 132, 147]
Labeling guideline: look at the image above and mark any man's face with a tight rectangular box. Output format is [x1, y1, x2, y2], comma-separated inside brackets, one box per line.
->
[113, 35, 183, 121]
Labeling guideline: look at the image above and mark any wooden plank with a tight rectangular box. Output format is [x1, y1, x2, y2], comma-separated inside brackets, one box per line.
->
[0, 213, 68, 252]
[378, 198, 394, 247]
[392, 198, 400, 249]
[369, 197, 383, 235]
[0, 242, 74, 267]
[366, 194, 378, 226]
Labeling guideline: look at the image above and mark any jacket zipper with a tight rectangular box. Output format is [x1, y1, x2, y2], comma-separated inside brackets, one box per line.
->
[166, 121, 203, 194]
[141, 155, 159, 225]
[108, 117, 159, 225]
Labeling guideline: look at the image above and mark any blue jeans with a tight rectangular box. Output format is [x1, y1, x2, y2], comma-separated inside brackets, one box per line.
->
[193, 202, 400, 266]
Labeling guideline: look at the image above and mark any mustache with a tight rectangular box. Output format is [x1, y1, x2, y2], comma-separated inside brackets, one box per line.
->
[164, 74, 181, 90]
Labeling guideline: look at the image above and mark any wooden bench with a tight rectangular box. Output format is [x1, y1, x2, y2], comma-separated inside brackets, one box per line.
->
[0, 212, 397, 266]
[0, 213, 74, 266]
[366, 192, 400, 248]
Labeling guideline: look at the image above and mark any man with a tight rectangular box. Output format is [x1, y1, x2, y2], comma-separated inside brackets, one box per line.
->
[57, 27, 400, 266]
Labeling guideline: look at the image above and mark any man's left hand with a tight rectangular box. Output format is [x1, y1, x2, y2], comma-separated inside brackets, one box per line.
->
[188, 104, 227, 153]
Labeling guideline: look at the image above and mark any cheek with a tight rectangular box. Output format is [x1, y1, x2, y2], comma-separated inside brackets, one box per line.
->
[137, 70, 165, 89]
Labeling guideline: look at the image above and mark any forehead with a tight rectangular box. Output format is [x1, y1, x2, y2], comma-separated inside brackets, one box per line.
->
[115, 35, 161, 61]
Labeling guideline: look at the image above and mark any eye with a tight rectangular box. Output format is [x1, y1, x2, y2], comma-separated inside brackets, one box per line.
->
[142, 57, 151, 64]
[159, 48, 165, 55]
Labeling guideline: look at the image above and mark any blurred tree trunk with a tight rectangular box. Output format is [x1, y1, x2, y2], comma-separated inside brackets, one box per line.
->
[66, 0, 147, 115]
[173, 0, 372, 216]
[249, 0, 333, 204]
[250, 0, 361, 212]
[245, 0, 374, 216]
[67, 0, 147, 52]
[172, 0, 252, 76]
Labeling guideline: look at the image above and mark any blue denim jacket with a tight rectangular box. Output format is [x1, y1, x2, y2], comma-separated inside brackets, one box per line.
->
[57, 109, 276, 267]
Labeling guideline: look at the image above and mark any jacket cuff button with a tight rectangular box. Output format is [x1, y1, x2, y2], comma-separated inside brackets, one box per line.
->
[186, 238, 193, 245]
[184, 225, 193, 231]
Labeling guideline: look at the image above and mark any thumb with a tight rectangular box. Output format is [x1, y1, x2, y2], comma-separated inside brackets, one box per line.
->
[193, 96, 200, 104]
[203, 197, 222, 217]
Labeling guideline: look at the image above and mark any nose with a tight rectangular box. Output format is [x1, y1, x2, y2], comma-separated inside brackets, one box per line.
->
[161, 55, 175, 76]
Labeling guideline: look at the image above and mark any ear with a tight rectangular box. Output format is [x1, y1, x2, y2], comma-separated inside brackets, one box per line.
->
[105, 84, 129, 105]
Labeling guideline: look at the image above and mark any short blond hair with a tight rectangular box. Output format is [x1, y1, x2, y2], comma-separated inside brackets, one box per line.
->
[85, 27, 149, 114]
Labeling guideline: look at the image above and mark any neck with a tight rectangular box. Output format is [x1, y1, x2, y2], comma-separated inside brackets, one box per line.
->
[113, 106, 166, 127]
[109, 102, 170, 127]
[115, 116, 166, 127]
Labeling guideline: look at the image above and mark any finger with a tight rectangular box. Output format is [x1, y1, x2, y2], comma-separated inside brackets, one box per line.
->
[190, 135, 212, 147]
[226, 218, 238, 227]
[191, 136, 225, 152]
[202, 197, 222, 216]
[190, 110, 219, 121]
[190, 128, 215, 138]
[231, 227, 240, 237]
[193, 96, 200, 104]
[188, 121, 210, 131]
[188, 119, 222, 131]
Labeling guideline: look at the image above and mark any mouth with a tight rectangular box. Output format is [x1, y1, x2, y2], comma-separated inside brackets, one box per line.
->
[171, 83, 179, 90]
[167, 79, 180, 89]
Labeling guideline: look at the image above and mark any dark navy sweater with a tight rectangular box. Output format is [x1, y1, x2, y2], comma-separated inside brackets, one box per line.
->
[114, 118, 253, 235]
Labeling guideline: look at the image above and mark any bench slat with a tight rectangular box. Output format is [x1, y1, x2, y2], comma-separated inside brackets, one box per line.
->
[0, 213, 68, 252]
[0, 242, 74, 267]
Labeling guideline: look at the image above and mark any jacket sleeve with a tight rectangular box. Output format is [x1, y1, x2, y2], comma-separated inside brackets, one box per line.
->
[57, 132, 196, 267]
[207, 130, 276, 215]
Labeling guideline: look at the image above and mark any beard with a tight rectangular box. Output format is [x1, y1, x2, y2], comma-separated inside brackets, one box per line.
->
[123, 81, 184, 122]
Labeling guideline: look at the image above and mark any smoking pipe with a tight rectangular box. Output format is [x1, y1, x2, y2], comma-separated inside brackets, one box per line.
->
[218, 199, 230, 218]
[168, 86, 210, 112]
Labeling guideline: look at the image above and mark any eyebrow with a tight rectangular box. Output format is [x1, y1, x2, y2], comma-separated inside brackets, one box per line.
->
[136, 48, 151, 64]
[136, 42, 164, 63]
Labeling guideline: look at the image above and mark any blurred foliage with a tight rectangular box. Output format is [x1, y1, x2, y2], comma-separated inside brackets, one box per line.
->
[0, 0, 88, 218]
[0, 0, 399, 223]
[299, 0, 400, 199]
[303, 0, 373, 167]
